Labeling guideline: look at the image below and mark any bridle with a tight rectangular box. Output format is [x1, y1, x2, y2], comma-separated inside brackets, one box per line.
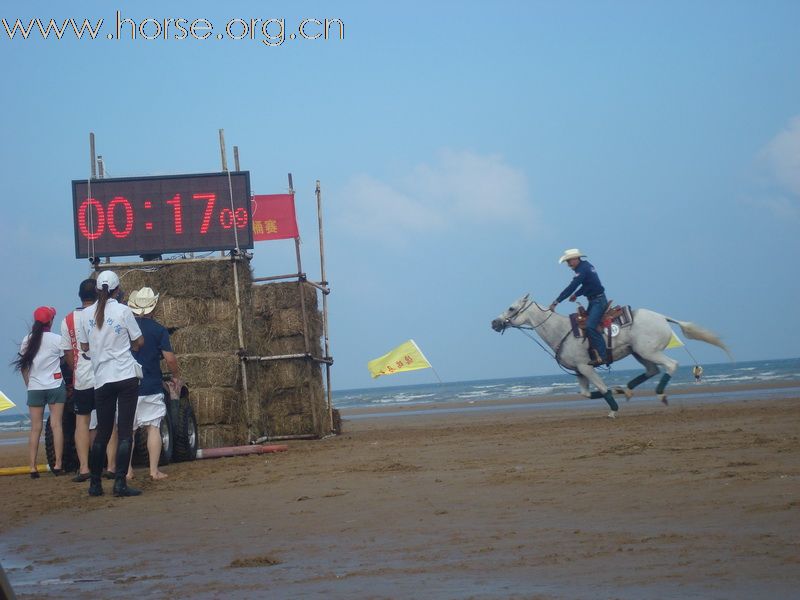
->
[499, 297, 578, 375]
[500, 298, 555, 333]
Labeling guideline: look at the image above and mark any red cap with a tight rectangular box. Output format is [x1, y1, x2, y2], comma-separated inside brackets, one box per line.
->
[33, 306, 56, 324]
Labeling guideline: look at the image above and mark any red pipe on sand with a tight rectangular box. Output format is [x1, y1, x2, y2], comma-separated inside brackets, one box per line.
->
[196, 444, 288, 459]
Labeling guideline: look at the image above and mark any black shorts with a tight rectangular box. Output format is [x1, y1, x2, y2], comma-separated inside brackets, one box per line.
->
[72, 387, 95, 415]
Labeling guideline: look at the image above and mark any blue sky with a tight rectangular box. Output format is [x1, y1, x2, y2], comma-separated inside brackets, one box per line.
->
[2, 1, 799, 409]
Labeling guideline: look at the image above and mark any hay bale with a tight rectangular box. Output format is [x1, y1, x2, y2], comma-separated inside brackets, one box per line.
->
[113, 259, 252, 301]
[190, 387, 239, 425]
[252, 281, 318, 312]
[155, 297, 237, 329]
[172, 324, 240, 354]
[198, 424, 242, 448]
[179, 353, 240, 388]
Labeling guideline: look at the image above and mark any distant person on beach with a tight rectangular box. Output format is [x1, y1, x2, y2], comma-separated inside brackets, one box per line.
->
[693, 365, 703, 383]
[549, 248, 609, 366]
[78, 270, 144, 497]
[127, 287, 180, 481]
[12, 306, 65, 478]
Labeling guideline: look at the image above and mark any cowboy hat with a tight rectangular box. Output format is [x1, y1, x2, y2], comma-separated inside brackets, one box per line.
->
[128, 287, 160, 315]
[558, 248, 586, 264]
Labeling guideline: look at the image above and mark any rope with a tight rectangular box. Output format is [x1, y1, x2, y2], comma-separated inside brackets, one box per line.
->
[225, 168, 240, 253]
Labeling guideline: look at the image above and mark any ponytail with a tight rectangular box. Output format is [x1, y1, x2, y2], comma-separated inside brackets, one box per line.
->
[12, 321, 46, 373]
[95, 285, 111, 330]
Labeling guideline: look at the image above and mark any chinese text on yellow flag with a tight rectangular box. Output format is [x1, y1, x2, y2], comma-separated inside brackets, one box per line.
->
[0, 390, 16, 413]
[666, 332, 684, 349]
[367, 340, 432, 378]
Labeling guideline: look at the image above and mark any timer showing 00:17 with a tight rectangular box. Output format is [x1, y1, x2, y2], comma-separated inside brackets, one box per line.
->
[76, 193, 249, 240]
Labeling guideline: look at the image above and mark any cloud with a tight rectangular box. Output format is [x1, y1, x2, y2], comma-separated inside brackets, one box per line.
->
[337, 149, 536, 242]
[760, 117, 800, 218]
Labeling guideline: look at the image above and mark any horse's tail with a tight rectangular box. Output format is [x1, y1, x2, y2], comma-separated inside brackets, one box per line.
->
[665, 317, 733, 360]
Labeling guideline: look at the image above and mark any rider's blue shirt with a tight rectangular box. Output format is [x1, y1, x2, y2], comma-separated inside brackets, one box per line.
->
[556, 260, 605, 303]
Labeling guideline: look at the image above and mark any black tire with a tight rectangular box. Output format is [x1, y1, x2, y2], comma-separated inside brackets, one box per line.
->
[131, 405, 173, 467]
[45, 403, 78, 473]
[171, 395, 198, 462]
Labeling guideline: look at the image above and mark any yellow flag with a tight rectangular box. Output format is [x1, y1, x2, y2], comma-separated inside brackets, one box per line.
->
[0, 390, 16, 412]
[367, 339, 432, 378]
[666, 332, 684, 349]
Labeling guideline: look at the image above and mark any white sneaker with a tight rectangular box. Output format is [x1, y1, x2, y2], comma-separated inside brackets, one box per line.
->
[607, 411, 617, 419]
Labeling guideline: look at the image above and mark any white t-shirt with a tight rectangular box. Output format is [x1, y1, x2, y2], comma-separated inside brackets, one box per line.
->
[60, 308, 95, 391]
[77, 298, 143, 388]
[19, 331, 64, 391]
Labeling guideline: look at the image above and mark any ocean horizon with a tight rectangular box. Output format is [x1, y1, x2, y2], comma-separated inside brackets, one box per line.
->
[2, 357, 798, 432]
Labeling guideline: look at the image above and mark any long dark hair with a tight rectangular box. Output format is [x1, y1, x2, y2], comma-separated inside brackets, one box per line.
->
[12, 321, 46, 372]
[95, 285, 113, 330]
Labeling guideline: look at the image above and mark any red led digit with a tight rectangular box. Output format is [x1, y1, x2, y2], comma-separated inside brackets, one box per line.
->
[219, 208, 234, 229]
[166, 194, 183, 234]
[77, 198, 105, 240]
[234, 207, 249, 229]
[192, 193, 216, 234]
[107, 196, 134, 239]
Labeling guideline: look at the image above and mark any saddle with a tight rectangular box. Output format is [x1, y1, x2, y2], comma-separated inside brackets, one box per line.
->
[569, 301, 633, 339]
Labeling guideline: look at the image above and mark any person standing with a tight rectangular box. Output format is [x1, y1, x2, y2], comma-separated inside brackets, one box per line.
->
[77, 270, 144, 497]
[693, 365, 704, 383]
[127, 287, 180, 481]
[12, 306, 65, 478]
[549, 248, 609, 366]
[60, 279, 99, 482]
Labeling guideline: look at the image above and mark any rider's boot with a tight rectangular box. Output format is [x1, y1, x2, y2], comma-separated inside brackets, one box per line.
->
[588, 348, 604, 366]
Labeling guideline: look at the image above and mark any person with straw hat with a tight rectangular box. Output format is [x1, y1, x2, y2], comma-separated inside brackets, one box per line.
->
[549, 249, 609, 366]
[128, 287, 180, 481]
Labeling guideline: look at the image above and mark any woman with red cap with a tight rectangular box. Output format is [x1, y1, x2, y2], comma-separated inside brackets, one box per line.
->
[12, 306, 66, 478]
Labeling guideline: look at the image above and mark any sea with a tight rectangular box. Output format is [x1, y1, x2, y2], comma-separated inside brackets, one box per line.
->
[2, 357, 798, 432]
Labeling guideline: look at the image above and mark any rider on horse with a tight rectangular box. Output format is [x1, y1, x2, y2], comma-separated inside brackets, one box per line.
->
[549, 249, 608, 366]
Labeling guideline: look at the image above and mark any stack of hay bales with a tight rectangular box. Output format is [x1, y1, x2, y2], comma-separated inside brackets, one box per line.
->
[246, 282, 327, 438]
[117, 260, 251, 448]
[111, 259, 329, 446]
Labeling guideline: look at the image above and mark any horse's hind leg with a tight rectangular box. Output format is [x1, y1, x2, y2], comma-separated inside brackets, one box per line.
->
[613, 352, 660, 401]
[637, 350, 678, 405]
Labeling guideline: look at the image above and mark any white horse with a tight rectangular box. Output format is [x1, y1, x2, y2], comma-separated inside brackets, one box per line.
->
[491, 294, 731, 417]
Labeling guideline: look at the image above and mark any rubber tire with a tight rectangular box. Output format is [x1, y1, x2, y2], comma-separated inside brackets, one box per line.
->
[132, 406, 173, 467]
[171, 395, 198, 462]
[45, 403, 78, 473]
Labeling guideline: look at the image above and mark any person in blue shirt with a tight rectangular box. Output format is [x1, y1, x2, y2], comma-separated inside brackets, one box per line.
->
[549, 249, 609, 366]
[127, 287, 180, 481]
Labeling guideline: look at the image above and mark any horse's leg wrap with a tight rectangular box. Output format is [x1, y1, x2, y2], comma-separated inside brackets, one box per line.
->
[589, 391, 605, 399]
[655, 373, 672, 395]
[603, 390, 619, 411]
[627, 373, 653, 390]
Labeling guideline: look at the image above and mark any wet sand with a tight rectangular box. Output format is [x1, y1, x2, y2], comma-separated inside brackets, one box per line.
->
[1, 384, 799, 599]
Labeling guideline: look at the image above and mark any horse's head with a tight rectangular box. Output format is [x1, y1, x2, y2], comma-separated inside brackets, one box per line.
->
[491, 294, 531, 333]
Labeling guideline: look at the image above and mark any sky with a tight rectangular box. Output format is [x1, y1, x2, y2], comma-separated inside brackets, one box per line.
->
[2, 1, 799, 410]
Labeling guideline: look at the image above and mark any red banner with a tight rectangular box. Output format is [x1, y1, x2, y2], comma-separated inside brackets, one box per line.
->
[251, 194, 299, 241]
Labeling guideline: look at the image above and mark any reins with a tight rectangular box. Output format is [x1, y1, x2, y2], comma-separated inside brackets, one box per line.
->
[503, 301, 578, 375]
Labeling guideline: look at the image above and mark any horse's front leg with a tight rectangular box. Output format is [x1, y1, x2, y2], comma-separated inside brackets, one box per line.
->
[576, 374, 591, 398]
[576, 364, 619, 417]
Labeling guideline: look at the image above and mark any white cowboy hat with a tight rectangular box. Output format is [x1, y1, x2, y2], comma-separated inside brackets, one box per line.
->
[128, 287, 160, 315]
[558, 248, 587, 264]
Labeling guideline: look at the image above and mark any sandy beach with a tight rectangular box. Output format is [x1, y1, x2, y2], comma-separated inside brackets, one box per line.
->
[1, 383, 798, 599]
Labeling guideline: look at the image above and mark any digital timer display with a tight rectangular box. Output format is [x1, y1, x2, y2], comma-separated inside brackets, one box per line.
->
[71, 172, 253, 258]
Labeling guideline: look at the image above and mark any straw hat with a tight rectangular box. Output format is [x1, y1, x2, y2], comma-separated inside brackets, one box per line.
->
[128, 287, 159, 315]
[558, 248, 586, 264]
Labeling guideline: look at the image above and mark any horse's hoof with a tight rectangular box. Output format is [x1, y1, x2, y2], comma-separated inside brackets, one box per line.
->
[658, 394, 668, 406]
[607, 411, 617, 419]
[614, 387, 633, 402]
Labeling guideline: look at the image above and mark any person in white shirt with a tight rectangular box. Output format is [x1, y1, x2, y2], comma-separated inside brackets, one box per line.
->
[78, 270, 144, 497]
[13, 306, 65, 478]
[61, 278, 102, 482]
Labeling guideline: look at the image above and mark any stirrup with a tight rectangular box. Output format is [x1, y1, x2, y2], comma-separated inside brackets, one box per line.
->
[588, 349, 605, 366]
